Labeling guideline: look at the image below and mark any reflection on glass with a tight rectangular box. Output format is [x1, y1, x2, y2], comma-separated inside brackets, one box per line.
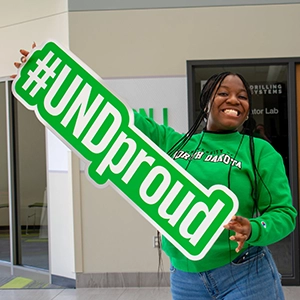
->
[0, 82, 10, 262]
[194, 65, 292, 277]
[15, 100, 48, 270]
[269, 236, 293, 275]
[249, 74, 289, 173]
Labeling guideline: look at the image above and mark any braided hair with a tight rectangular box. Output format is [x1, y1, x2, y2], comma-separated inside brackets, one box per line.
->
[156, 72, 271, 279]
[168, 71, 255, 157]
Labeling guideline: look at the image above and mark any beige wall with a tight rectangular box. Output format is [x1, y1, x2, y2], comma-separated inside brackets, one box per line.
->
[0, 1, 69, 78]
[69, 4, 300, 78]
[68, 3, 300, 274]
[79, 175, 167, 273]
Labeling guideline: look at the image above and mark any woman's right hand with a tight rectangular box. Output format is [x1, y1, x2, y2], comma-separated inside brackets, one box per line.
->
[11, 42, 36, 78]
[223, 215, 252, 253]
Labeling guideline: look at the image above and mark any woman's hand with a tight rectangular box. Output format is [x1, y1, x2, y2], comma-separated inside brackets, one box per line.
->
[223, 215, 252, 253]
[11, 42, 36, 78]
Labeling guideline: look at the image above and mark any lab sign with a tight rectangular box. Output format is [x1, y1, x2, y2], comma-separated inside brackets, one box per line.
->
[12, 41, 238, 261]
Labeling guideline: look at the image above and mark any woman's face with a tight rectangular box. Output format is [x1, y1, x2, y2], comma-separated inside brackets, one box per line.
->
[206, 75, 250, 132]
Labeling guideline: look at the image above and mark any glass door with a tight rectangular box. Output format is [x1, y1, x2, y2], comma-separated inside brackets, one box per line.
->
[0, 81, 10, 262]
[13, 96, 48, 270]
[0, 79, 48, 271]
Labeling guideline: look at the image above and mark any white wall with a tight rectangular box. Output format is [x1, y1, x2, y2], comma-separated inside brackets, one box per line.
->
[47, 167, 75, 279]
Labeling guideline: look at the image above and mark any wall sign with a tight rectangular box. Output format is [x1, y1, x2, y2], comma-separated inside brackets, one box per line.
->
[250, 83, 283, 95]
[12, 41, 238, 260]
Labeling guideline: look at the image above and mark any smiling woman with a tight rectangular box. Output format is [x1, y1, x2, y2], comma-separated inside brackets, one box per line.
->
[134, 71, 297, 300]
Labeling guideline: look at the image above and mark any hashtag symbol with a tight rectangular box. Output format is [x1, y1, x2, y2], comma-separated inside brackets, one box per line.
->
[22, 51, 62, 97]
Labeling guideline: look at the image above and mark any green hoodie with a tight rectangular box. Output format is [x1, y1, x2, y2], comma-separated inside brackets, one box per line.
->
[134, 112, 297, 272]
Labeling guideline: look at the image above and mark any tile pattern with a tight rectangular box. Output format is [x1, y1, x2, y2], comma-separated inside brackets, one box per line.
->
[76, 272, 170, 288]
[0, 287, 299, 300]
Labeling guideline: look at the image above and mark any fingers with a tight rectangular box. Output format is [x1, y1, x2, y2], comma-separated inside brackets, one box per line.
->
[19, 42, 36, 64]
[12, 43, 36, 78]
[224, 216, 250, 233]
[20, 49, 28, 63]
[14, 62, 21, 68]
[20, 49, 29, 56]
[229, 232, 248, 252]
[224, 215, 252, 253]
[12, 61, 23, 78]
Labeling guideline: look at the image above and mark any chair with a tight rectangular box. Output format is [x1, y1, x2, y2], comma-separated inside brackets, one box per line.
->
[25, 189, 47, 235]
[0, 191, 9, 210]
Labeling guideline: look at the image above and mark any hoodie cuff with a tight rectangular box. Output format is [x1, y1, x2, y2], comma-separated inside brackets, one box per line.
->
[247, 220, 261, 244]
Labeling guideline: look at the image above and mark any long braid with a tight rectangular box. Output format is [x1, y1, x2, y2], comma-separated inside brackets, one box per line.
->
[157, 71, 273, 285]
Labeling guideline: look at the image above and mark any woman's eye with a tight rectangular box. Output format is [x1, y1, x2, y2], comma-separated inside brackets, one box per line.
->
[218, 92, 228, 96]
[239, 95, 248, 100]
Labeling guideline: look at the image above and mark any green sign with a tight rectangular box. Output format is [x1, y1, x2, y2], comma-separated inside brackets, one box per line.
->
[12, 41, 238, 260]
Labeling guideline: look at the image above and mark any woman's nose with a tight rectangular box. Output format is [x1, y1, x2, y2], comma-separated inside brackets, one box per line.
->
[226, 95, 239, 104]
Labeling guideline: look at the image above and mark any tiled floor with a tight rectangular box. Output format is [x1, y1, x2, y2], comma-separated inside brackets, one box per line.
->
[0, 287, 299, 300]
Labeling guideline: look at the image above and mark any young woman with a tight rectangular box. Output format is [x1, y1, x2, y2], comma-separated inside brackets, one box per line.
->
[133, 72, 297, 299]
[15, 48, 296, 299]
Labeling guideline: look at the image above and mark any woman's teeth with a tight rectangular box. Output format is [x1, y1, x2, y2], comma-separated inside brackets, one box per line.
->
[224, 109, 238, 116]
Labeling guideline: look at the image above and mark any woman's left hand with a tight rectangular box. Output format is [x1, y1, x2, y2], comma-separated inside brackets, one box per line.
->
[223, 215, 252, 253]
